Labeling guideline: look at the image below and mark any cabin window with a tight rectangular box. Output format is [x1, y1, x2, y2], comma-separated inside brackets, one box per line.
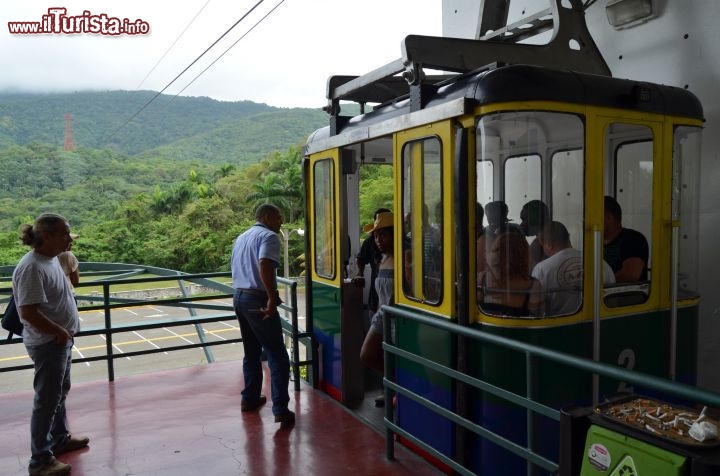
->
[504, 154, 541, 222]
[401, 136, 443, 304]
[477, 160, 494, 223]
[673, 126, 701, 299]
[551, 149, 584, 250]
[313, 158, 336, 279]
[604, 123, 653, 307]
[475, 111, 585, 317]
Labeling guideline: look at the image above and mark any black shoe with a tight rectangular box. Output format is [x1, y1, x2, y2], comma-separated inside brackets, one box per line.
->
[241, 395, 267, 412]
[274, 410, 295, 425]
[28, 456, 71, 476]
[52, 434, 89, 455]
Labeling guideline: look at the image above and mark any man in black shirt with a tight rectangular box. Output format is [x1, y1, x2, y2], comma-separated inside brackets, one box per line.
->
[603, 196, 649, 282]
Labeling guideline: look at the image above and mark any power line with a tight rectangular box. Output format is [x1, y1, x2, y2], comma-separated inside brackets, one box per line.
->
[136, 0, 213, 90]
[109, 0, 265, 138]
[172, 0, 286, 100]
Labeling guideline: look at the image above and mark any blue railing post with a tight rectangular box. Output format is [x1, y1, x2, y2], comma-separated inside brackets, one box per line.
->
[526, 351, 536, 476]
[177, 277, 214, 363]
[383, 307, 396, 461]
[289, 281, 301, 391]
[103, 281, 114, 382]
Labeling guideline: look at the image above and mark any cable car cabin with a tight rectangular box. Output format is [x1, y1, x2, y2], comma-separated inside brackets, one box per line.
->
[303, 34, 702, 475]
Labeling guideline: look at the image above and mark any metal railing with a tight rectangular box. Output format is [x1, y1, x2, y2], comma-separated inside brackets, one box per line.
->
[381, 306, 720, 476]
[0, 267, 316, 391]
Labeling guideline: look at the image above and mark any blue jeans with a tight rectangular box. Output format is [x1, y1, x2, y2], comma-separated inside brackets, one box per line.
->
[25, 339, 73, 467]
[233, 290, 290, 415]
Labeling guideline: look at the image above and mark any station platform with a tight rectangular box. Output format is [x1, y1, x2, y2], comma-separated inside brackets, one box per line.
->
[0, 360, 442, 476]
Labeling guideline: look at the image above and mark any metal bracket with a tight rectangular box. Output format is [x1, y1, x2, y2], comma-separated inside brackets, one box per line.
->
[324, 0, 610, 134]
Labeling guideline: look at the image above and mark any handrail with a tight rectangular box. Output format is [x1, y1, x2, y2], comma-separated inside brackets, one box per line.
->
[382, 305, 720, 475]
[0, 272, 316, 393]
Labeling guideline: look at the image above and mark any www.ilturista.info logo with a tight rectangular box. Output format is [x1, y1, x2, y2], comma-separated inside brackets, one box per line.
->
[8, 8, 150, 35]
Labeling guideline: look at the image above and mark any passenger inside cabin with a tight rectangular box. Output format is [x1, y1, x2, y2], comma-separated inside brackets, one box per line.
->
[520, 200, 551, 270]
[402, 204, 441, 301]
[476, 202, 485, 240]
[476, 201, 522, 274]
[425, 202, 442, 300]
[475, 202, 485, 272]
[355, 207, 391, 314]
[360, 212, 395, 378]
[478, 231, 543, 316]
[603, 195, 649, 283]
[532, 221, 615, 316]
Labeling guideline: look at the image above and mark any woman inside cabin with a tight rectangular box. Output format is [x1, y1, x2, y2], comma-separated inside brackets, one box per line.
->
[360, 212, 395, 380]
[478, 230, 544, 316]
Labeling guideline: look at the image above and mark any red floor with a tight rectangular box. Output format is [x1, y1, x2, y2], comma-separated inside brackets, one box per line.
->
[1, 361, 442, 476]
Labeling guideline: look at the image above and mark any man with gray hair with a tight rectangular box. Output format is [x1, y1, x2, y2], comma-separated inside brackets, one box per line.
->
[13, 213, 88, 476]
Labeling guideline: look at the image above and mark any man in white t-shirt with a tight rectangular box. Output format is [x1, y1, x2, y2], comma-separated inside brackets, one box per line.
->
[12, 214, 88, 476]
[532, 221, 615, 316]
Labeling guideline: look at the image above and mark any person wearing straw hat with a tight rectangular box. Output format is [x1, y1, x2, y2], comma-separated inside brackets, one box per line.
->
[57, 233, 80, 292]
[359, 211, 394, 384]
[355, 208, 391, 315]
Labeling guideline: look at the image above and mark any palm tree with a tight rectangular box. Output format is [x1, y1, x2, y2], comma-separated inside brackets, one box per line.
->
[245, 174, 293, 214]
[214, 164, 236, 180]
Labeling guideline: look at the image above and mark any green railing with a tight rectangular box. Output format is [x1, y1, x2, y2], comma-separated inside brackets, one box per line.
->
[0, 263, 316, 391]
[381, 306, 720, 476]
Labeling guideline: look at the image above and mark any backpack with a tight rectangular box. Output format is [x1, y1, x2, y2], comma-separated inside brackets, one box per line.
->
[1, 295, 23, 339]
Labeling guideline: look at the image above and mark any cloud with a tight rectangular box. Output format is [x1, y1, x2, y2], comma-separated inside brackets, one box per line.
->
[1, 0, 441, 107]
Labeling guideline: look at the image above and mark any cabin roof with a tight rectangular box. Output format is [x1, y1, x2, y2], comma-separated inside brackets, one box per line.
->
[306, 64, 703, 153]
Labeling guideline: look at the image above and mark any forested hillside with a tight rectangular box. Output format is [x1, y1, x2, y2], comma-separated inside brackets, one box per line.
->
[0, 90, 335, 272]
[0, 91, 326, 161]
[0, 91, 393, 273]
[0, 141, 312, 273]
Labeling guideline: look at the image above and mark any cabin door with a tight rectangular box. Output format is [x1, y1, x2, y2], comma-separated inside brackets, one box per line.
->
[306, 149, 365, 405]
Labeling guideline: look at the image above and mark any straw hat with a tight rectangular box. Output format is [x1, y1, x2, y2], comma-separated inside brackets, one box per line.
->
[363, 211, 394, 233]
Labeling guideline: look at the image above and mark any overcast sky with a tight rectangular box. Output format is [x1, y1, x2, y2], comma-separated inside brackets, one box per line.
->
[1, 1, 442, 108]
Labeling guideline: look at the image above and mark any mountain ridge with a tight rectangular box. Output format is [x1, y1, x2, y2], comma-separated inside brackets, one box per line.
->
[0, 90, 328, 165]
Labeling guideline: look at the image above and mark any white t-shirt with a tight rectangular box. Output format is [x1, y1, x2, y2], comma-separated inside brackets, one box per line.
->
[12, 250, 80, 345]
[531, 248, 615, 316]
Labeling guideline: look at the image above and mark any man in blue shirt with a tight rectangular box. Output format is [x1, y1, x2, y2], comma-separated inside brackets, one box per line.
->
[231, 204, 294, 425]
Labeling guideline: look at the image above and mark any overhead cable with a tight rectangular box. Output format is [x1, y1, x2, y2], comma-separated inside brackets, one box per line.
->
[172, 0, 286, 99]
[136, 0, 213, 90]
[110, 0, 264, 137]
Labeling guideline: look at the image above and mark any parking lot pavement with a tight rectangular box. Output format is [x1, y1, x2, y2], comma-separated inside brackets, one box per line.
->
[0, 295, 309, 394]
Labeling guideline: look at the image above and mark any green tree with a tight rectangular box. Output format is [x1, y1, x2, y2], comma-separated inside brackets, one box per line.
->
[359, 165, 394, 229]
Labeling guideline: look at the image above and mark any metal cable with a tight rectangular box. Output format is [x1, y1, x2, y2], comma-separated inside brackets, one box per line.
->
[108, 0, 265, 138]
[172, 0, 286, 100]
[135, 0, 213, 90]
